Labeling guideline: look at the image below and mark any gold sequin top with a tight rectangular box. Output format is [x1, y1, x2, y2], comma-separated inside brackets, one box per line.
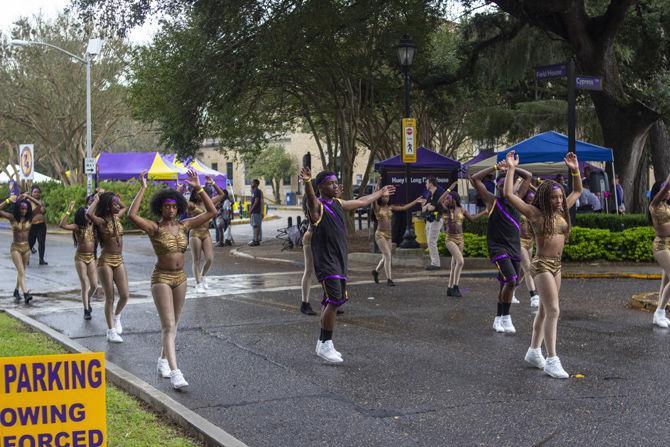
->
[75, 225, 95, 243]
[149, 223, 188, 256]
[374, 206, 392, 224]
[444, 208, 464, 226]
[11, 220, 31, 232]
[651, 203, 670, 226]
[531, 214, 568, 237]
[188, 204, 205, 217]
[99, 217, 124, 246]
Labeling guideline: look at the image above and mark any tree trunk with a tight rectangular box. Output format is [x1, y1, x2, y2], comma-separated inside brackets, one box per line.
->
[273, 178, 281, 204]
[590, 94, 656, 213]
[631, 146, 649, 213]
[649, 120, 670, 183]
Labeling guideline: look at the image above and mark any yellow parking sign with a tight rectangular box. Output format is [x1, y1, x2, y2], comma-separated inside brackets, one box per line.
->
[0, 352, 106, 447]
[402, 118, 416, 163]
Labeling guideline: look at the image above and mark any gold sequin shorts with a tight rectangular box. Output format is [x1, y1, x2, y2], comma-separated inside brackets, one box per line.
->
[653, 236, 670, 253]
[75, 252, 95, 265]
[530, 256, 562, 277]
[10, 242, 30, 256]
[97, 252, 124, 269]
[375, 230, 391, 242]
[445, 233, 464, 251]
[190, 229, 211, 240]
[151, 267, 187, 288]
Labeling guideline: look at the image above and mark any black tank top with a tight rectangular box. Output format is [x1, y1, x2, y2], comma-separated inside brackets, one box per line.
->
[486, 197, 521, 259]
[310, 198, 348, 281]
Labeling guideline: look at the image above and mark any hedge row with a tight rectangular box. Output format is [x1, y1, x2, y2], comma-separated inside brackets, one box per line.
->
[459, 213, 647, 235]
[437, 226, 655, 262]
[27, 181, 164, 229]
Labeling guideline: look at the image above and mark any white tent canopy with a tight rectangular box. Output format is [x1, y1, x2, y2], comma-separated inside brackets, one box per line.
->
[0, 165, 56, 183]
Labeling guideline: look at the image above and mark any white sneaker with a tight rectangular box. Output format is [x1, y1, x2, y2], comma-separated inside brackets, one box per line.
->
[170, 369, 189, 389]
[500, 315, 516, 334]
[202, 277, 209, 290]
[195, 283, 205, 293]
[524, 347, 546, 369]
[106, 329, 123, 343]
[544, 356, 569, 379]
[113, 315, 123, 335]
[315, 339, 341, 358]
[511, 295, 520, 304]
[317, 340, 344, 363]
[530, 295, 540, 308]
[492, 316, 504, 333]
[653, 310, 669, 328]
[157, 358, 171, 378]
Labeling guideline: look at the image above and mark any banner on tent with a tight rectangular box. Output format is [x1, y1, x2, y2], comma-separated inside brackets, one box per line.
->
[18, 145, 34, 181]
[381, 171, 455, 207]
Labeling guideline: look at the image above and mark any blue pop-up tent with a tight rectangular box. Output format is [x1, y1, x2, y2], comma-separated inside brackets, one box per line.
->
[495, 131, 613, 163]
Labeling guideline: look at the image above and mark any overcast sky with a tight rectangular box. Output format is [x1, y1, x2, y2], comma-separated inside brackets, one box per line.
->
[0, 0, 159, 44]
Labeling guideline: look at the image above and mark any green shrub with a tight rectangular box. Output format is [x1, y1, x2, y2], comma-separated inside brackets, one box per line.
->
[574, 213, 648, 232]
[35, 180, 165, 229]
[462, 217, 488, 235]
[435, 226, 654, 262]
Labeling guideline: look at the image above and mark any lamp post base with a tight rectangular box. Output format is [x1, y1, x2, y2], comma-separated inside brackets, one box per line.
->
[399, 227, 419, 249]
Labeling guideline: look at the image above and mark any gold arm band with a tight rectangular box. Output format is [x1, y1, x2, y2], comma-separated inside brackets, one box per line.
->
[304, 177, 312, 183]
[571, 172, 581, 177]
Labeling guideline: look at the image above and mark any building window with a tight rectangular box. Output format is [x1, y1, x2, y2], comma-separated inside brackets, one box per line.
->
[356, 174, 363, 184]
[265, 178, 272, 186]
[244, 163, 251, 185]
[211, 162, 218, 171]
[226, 162, 233, 183]
[283, 176, 291, 186]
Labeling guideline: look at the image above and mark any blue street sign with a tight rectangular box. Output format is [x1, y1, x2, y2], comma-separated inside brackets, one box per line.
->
[535, 64, 567, 80]
[575, 76, 603, 91]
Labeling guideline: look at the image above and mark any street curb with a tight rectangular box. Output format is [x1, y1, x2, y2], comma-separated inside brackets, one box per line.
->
[3, 309, 248, 447]
[230, 247, 303, 267]
[562, 272, 661, 280]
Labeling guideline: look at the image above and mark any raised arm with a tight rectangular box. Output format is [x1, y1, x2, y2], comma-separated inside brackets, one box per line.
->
[300, 167, 321, 224]
[464, 208, 488, 222]
[514, 167, 533, 198]
[390, 196, 423, 212]
[116, 197, 128, 218]
[207, 177, 226, 205]
[470, 166, 496, 207]
[564, 153, 582, 209]
[182, 169, 217, 230]
[59, 201, 78, 231]
[340, 185, 396, 212]
[0, 196, 15, 220]
[24, 194, 45, 214]
[650, 173, 670, 209]
[504, 152, 539, 219]
[85, 193, 106, 227]
[128, 171, 158, 235]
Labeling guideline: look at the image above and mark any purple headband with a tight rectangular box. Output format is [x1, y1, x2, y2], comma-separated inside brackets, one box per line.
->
[113, 196, 121, 204]
[317, 175, 338, 186]
[19, 202, 28, 209]
[163, 199, 177, 205]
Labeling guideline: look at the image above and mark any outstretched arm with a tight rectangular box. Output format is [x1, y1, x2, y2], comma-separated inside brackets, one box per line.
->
[503, 152, 539, 219]
[390, 196, 423, 212]
[24, 195, 45, 214]
[564, 153, 582, 209]
[59, 201, 78, 231]
[128, 171, 158, 235]
[182, 170, 217, 230]
[340, 185, 396, 211]
[464, 209, 488, 222]
[470, 166, 496, 208]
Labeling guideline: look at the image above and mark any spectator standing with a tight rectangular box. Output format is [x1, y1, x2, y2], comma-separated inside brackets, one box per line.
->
[28, 186, 47, 265]
[249, 179, 263, 246]
[615, 175, 625, 213]
[421, 177, 448, 270]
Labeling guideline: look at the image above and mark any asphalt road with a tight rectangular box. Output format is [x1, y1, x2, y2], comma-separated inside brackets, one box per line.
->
[0, 230, 666, 446]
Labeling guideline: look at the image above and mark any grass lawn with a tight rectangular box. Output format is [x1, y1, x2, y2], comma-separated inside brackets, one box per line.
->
[0, 312, 203, 447]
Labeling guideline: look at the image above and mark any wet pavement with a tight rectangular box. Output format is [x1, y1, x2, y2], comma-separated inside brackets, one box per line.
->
[1, 231, 667, 446]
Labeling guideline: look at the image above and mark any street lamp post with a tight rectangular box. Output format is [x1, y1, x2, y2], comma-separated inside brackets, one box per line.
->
[11, 38, 103, 195]
[397, 34, 419, 249]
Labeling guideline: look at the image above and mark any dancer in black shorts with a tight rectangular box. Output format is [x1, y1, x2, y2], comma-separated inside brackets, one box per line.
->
[471, 163, 532, 334]
[300, 166, 395, 363]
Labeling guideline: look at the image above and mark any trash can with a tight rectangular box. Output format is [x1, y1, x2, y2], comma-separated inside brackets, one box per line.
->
[286, 192, 296, 206]
[413, 216, 426, 245]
